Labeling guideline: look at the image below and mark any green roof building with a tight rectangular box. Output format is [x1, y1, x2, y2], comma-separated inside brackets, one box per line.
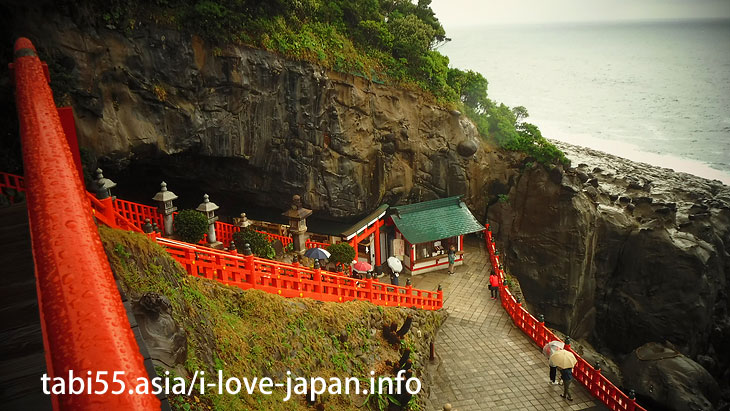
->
[387, 196, 484, 275]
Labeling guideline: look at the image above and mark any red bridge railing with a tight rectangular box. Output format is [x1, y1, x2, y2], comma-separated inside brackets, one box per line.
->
[1, 171, 440, 311]
[0, 170, 25, 192]
[11, 38, 158, 410]
[155, 236, 441, 310]
[484, 224, 644, 411]
[305, 239, 331, 249]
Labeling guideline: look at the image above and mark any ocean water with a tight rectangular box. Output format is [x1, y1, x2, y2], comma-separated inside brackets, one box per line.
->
[440, 19, 730, 184]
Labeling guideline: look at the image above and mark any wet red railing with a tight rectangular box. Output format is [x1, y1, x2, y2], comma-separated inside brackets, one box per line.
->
[114, 198, 164, 230]
[0, 170, 25, 192]
[484, 224, 644, 411]
[213, 220, 293, 249]
[305, 239, 331, 249]
[153, 236, 442, 310]
[11, 38, 158, 410]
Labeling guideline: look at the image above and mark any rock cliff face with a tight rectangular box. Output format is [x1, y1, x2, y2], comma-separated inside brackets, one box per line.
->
[6, 6, 503, 219]
[5, 5, 729, 407]
[488, 142, 730, 406]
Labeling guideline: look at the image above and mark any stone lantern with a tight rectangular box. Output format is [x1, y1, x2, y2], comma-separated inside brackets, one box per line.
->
[233, 212, 252, 229]
[197, 194, 222, 249]
[152, 181, 178, 236]
[93, 168, 117, 200]
[281, 194, 312, 253]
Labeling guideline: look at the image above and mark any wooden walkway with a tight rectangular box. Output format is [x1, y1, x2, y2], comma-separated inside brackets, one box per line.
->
[408, 236, 605, 411]
[0, 202, 51, 410]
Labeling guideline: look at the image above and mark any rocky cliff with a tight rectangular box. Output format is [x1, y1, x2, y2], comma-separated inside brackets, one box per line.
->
[5, 5, 729, 408]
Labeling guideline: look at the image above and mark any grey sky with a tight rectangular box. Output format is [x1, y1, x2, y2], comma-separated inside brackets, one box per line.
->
[430, 0, 730, 28]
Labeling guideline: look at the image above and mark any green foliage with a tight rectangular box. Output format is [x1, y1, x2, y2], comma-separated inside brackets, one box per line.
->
[497, 194, 509, 204]
[173, 210, 208, 244]
[99, 226, 442, 410]
[232, 228, 275, 259]
[326, 242, 356, 266]
[388, 14, 434, 63]
[72, 0, 568, 165]
[505, 123, 570, 166]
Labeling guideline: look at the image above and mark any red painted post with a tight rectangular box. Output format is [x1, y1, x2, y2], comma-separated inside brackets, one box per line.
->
[13, 38, 159, 410]
[246, 253, 256, 286]
[57, 106, 83, 183]
[375, 220, 381, 268]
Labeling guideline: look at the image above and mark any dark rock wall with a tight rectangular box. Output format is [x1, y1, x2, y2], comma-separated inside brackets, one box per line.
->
[7, 6, 499, 219]
[489, 144, 730, 403]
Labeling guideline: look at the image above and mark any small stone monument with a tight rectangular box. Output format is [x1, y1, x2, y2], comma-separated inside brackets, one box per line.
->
[233, 212, 252, 228]
[281, 194, 312, 254]
[196, 194, 223, 249]
[93, 168, 117, 200]
[152, 181, 178, 236]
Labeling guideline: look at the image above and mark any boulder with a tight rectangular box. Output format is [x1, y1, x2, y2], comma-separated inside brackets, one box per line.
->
[622, 342, 720, 411]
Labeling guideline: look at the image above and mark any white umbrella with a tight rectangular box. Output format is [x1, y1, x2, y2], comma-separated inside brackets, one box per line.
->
[542, 341, 565, 359]
[387, 256, 403, 273]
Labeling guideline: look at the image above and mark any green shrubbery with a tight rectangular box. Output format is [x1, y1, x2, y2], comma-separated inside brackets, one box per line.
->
[232, 228, 275, 259]
[72, 0, 568, 165]
[326, 242, 356, 267]
[173, 210, 208, 243]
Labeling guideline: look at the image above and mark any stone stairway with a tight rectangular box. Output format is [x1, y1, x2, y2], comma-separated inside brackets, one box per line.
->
[0, 202, 52, 410]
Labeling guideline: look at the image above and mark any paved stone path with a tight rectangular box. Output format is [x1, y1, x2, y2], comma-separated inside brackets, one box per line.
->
[405, 236, 604, 411]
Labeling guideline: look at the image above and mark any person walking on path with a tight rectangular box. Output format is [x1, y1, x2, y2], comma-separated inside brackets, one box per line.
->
[447, 245, 456, 275]
[559, 367, 574, 401]
[489, 272, 500, 299]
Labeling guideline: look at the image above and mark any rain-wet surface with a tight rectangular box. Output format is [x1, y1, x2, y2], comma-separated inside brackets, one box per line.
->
[405, 236, 605, 411]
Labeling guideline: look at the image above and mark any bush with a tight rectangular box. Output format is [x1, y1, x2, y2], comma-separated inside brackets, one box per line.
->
[326, 242, 355, 266]
[232, 228, 276, 259]
[174, 210, 209, 244]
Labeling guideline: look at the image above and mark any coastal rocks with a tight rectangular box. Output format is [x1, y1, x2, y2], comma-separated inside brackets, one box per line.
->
[489, 141, 730, 408]
[622, 342, 721, 411]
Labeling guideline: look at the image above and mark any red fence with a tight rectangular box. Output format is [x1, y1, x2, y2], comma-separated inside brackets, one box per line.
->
[11, 38, 158, 410]
[0, 170, 25, 192]
[114, 198, 164, 230]
[2, 167, 441, 310]
[214, 220, 294, 249]
[305, 239, 331, 249]
[484, 224, 644, 411]
[0, 171, 26, 203]
[155, 236, 442, 310]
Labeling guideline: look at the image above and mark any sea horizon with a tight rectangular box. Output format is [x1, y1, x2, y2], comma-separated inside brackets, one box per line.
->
[441, 18, 730, 184]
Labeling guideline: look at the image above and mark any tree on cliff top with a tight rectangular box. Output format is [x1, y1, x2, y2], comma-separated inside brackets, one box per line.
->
[69, 0, 568, 164]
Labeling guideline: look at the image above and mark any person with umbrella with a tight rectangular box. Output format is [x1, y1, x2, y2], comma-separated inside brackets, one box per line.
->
[542, 341, 564, 385]
[387, 256, 403, 286]
[549, 349, 577, 401]
[352, 261, 372, 277]
[304, 247, 331, 264]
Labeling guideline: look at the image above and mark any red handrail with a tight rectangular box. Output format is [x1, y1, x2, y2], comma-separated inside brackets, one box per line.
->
[305, 239, 331, 249]
[12, 38, 158, 410]
[0, 170, 25, 192]
[155, 236, 443, 310]
[114, 197, 164, 231]
[484, 224, 643, 411]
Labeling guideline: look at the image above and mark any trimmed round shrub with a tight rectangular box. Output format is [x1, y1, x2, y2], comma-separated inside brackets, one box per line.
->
[326, 242, 355, 266]
[232, 228, 275, 259]
[174, 210, 208, 244]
